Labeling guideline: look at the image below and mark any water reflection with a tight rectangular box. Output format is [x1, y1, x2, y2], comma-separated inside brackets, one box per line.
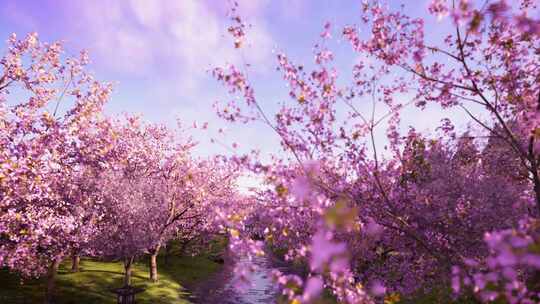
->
[188, 251, 290, 304]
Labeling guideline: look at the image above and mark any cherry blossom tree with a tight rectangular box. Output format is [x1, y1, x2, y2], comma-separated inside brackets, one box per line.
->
[211, 1, 540, 302]
[90, 117, 239, 285]
[0, 33, 114, 303]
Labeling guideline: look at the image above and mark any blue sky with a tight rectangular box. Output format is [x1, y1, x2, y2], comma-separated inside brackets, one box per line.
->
[0, 0, 480, 160]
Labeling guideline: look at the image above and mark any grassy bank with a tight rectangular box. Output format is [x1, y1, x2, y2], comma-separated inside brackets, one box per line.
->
[0, 244, 225, 304]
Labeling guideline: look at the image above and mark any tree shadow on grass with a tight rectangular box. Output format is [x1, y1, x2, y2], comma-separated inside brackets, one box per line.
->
[0, 244, 225, 304]
[154, 254, 222, 286]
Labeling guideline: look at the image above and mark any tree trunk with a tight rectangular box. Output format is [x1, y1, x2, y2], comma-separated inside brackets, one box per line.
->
[149, 253, 158, 282]
[532, 169, 540, 215]
[527, 136, 540, 215]
[179, 240, 189, 257]
[71, 254, 80, 272]
[149, 244, 161, 282]
[164, 245, 170, 266]
[45, 258, 61, 304]
[123, 256, 134, 287]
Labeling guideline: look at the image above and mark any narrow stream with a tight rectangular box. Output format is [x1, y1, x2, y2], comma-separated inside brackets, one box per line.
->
[188, 250, 295, 304]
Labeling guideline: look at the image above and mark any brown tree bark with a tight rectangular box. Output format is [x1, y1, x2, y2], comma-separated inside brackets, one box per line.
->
[164, 245, 170, 266]
[527, 136, 540, 215]
[149, 244, 161, 282]
[71, 254, 80, 272]
[123, 256, 134, 287]
[149, 253, 158, 282]
[179, 239, 190, 257]
[44, 258, 61, 304]
[532, 169, 540, 214]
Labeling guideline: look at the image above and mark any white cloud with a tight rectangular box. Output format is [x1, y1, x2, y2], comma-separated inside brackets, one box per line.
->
[84, 0, 275, 99]
[130, 0, 162, 29]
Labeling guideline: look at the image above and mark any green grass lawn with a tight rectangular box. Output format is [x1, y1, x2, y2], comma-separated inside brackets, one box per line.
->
[0, 236, 483, 304]
[0, 248, 224, 304]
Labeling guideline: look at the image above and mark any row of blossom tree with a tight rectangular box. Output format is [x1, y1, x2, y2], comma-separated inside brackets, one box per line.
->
[0, 33, 243, 303]
[2, 1, 540, 303]
[211, 0, 540, 303]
